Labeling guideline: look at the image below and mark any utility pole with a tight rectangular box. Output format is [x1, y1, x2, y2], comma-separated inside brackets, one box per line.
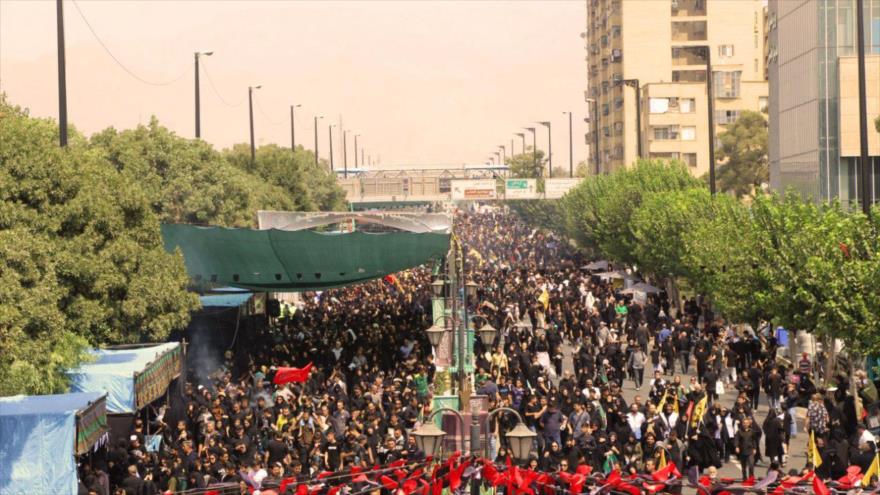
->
[329, 124, 336, 171]
[343, 131, 349, 178]
[524, 127, 537, 177]
[498, 145, 506, 165]
[856, 0, 872, 214]
[290, 104, 301, 151]
[538, 121, 552, 177]
[313, 115, 323, 166]
[569, 111, 574, 178]
[194, 51, 213, 138]
[705, 47, 717, 196]
[516, 133, 526, 155]
[354, 134, 360, 167]
[248, 86, 261, 164]
[623, 79, 641, 160]
[56, 0, 68, 147]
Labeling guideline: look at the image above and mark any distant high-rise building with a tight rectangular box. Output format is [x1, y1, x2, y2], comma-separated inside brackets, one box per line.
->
[768, 0, 880, 205]
[585, 0, 769, 177]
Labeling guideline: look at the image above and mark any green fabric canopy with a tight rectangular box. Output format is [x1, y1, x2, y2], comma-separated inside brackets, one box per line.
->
[161, 224, 450, 291]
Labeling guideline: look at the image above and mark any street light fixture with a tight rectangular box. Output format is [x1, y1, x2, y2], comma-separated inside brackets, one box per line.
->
[410, 422, 446, 458]
[464, 280, 478, 299]
[194, 51, 213, 138]
[329, 124, 336, 171]
[563, 111, 573, 178]
[431, 279, 446, 297]
[498, 145, 506, 165]
[506, 422, 538, 462]
[478, 322, 497, 345]
[515, 133, 526, 155]
[425, 323, 446, 348]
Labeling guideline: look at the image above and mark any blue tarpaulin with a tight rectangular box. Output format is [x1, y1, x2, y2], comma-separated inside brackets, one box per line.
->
[68, 343, 179, 413]
[200, 292, 252, 307]
[0, 392, 106, 495]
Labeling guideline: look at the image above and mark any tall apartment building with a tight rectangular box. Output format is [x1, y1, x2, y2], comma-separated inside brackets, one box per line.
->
[585, 0, 769, 177]
[768, 0, 880, 205]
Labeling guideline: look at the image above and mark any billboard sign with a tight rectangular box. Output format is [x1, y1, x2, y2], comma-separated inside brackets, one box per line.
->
[544, 178, 582, 199]
[451, 179, 497, 200]
[505, 178, 539, 199]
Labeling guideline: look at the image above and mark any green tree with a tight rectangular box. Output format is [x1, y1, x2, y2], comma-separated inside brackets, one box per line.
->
[0, 97, 199, 395]
[714, 110, 768, 198]
[224, 144, 346, 212]
[562, 159, 702, 265]
[91, 120, 298, 227]
[506, 148, 547, 179]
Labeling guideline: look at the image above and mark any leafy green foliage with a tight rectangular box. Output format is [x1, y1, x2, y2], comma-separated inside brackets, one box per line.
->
[562, 159, 701, 265]
[1, 95, 346, 396]
[715, 111, 768, 198]
[506, 200, 567, 236]
[507, 149, 547, 179]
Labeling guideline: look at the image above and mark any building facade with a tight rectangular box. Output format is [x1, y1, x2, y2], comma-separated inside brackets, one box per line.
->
[768, 0, 880, 205]
[585, 0, 769, 177]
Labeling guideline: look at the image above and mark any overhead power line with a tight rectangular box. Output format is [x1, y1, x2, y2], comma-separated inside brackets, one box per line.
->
[199, 59, 245, 107]
[71, 0, 189, 87]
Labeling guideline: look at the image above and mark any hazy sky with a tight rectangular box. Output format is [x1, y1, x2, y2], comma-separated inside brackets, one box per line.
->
[1, 0, 588, 168]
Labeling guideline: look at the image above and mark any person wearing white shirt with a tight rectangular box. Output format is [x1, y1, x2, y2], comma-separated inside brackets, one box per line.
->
[626, 403, 646, 440]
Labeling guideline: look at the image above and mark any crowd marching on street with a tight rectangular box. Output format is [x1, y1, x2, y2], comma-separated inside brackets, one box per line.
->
[79, 207, 880, 495]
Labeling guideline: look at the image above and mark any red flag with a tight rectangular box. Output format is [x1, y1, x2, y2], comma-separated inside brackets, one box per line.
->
[742, 476, 755, 487]
[402, 479, 418, 495]
[840, 242, 851, 258]
[279, 477, 297, 494]
[273, 363, 314, 384]
[381, 475, 399, 491]
[813, 475, 831, 495]
[327, 486, 341, 495]
[296, 484, 309, 495]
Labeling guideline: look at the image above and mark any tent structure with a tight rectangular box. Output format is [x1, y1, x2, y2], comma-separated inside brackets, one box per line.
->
[581, 260, 609, 271]
[68, 343, 183, 414]
[0, 392, 107, 495]
[161, 224, 450, 291]
[619, 282, 662, 295]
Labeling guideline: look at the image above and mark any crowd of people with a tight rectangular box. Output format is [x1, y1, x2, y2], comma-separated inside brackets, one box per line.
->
[78, 206, 880, 495]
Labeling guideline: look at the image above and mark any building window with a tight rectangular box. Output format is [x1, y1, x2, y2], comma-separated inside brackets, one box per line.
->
[613, 121, 624, 135]
[718, 44, 735, 57]
[713, 70, 741, 98]
[653, 125, 680, 140]
[671, 21, 707, 41]
[611, 25, 621, 38]
[673, 70, 707, 82]
[672, 46, 708, 66]
[715, 110, 741, 124]
[614, 96, 624, 109]
[649, 98, 670, 114]
[603, 126, 611, 137]
[602, 103, 610, 116]
[610, 49, 622, 63]
[759, 96, 768, 112]
[671, 0, 706, 17]
[681, 126, 697, 140]
[651, 152, 680, 161]
[682, 153, 698, 167]
[680, 98, 695, 113]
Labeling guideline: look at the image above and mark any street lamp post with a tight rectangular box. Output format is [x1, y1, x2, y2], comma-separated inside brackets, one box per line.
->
[622, 79, 642, 160]
[194, 51, 213, 139]
[538, 121, 552, 177]
[248, 85, 262, 164]
[329, 124, 336, 171]
[354, 134, 360, 167]
[343, 131, 349, 178]
[585, 98, 600, 174]
[563, 111, 573, 178]
[290, 104, 301, 151]
[515, 133, 526, 155]
[705, 47, 717, 196]
[56, 0, 68, 147]
[494, 151, 501, 166]
[498, 145, 506, 166]
[524, 127, 537, 177]
[855, 0, 872, 214]
[313, 115, 323, 166]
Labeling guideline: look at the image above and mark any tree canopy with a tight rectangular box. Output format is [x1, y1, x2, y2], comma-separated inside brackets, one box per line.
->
[714, 110, 768, 198]
[0, 95, 347, 395]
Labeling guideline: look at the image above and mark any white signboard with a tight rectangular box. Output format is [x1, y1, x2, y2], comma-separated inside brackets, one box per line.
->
[544, 178, 582, 199]
[451, 179, 497, 200]
[505, 178, 539, 199]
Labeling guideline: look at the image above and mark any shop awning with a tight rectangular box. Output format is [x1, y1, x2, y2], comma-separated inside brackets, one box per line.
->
[161, 224, 450, 291]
